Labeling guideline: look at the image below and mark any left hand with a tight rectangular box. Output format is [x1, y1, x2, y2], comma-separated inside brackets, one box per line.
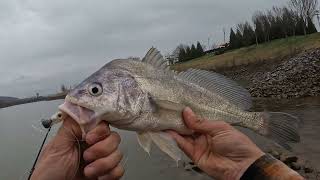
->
[31, 116, 124, 180]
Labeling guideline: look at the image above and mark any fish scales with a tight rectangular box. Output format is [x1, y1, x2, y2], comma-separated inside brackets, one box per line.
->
[55, 48, 300, 162]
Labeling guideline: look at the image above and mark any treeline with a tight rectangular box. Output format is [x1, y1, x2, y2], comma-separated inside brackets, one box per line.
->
[230, 0, 318, 49]
[178, 42, 205, 62]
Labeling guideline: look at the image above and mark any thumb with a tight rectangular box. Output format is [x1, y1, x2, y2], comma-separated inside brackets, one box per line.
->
[183, 107, 232, 136]
[55, 116, 83, 144]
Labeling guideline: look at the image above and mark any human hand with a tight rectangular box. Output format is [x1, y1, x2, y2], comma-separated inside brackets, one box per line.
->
[169, 107, 265, 180]
[31, 117, 124, 180]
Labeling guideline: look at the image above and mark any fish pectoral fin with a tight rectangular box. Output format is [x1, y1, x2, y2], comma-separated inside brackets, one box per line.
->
[137, 132, 153, 155]
[153, 99, 185, 112]
[149, 131, 182, 164]
[230, 120, 242, 126]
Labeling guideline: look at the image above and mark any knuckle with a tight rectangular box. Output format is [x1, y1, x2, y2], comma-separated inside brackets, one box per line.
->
[98, 123, 111, 135]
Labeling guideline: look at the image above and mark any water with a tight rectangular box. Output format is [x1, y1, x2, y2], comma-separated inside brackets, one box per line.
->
[0, 100, 211, 180]
[0, 87, 319, 179]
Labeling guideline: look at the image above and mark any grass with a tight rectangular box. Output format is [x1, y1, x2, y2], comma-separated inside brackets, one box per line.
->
[173, 33, 320, 72]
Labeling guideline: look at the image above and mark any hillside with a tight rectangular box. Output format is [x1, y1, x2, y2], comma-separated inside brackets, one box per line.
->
[0, 96, 19, 103]
[173, 33, 320, 72]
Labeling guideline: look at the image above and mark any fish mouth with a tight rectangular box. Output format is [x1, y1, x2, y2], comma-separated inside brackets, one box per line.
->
[58, 99, 99, 133]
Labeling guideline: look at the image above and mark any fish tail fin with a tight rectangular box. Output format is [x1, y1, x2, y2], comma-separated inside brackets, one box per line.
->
[257, 112, 300, 150]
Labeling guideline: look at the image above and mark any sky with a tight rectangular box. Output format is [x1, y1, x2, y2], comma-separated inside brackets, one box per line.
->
[0, 0, 288, 96]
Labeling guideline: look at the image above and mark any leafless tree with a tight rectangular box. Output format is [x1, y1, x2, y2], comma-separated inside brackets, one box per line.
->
[289, 0, 318, 34]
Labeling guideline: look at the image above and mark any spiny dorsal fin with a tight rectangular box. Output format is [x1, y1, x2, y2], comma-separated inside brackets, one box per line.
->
[178, 69, 252, 110]
[142, 48, 170, 71]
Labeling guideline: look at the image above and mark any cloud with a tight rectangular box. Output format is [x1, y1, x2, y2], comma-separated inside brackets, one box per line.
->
[0, 0, 286, 95]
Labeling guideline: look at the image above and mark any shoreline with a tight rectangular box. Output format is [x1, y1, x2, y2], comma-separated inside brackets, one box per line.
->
[0, 92, 67, 109]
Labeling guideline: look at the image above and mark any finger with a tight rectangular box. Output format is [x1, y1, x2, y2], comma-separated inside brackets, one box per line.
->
[84, 132, 121, 162]
[98, 164, 125, 180]
[84, 149, 123, 178]
[86, 121, 111, 145]
[183, 107, 233, 136]
[167, 131, 194, 158]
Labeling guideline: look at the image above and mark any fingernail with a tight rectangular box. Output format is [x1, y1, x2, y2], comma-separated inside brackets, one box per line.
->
[184, 107, 192, 113]
[185, 107, 195, 117]
[83, 151, 92, 161]
[84, 166, 95, 177]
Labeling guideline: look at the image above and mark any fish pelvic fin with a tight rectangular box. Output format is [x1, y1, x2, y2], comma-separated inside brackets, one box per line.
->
[256, 112, 300, 150]
[137, 132, 152, 155]
[137, 131, 182, 164]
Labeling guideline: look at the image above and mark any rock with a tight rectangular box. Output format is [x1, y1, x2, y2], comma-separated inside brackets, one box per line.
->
[191, 166, 203, 173]
[283, 156, 298, 165]
[304, 167, 314, 174]
[268, 150, 281, 160]
[290, 162, 301, 171]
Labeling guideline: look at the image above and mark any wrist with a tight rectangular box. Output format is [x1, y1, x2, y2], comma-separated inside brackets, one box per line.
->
[232, 150, 265, 180]
[240, 153, 304, 180]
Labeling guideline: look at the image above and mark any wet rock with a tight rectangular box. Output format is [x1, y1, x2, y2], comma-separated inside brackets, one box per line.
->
[283, 156, 298, 165]
[268, 150, 281, 160]
[304, 167, 314, 174]
[192, 166, 203, 173]
[290, 162, 301, 171]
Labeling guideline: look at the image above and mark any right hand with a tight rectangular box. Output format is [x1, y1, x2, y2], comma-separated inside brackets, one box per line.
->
[169, 107, 265, 180]
[31, 117, 124, 180]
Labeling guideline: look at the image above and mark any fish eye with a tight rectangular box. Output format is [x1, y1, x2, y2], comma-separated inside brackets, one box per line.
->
[88, 83, 103, 96]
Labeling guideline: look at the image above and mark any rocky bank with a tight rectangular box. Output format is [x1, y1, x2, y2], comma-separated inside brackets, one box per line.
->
[217, 48, 320, 99]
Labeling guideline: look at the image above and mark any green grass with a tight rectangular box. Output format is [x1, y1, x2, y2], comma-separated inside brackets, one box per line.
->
[173, 33, 320, 71]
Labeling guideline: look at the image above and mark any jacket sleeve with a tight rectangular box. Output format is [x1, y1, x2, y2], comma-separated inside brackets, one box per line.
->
[240, 154, 304, 180]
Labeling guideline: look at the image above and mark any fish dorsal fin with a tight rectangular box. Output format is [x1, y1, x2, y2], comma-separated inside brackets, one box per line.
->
[142, 48, 170, 71]
[178, 69, 252, 110]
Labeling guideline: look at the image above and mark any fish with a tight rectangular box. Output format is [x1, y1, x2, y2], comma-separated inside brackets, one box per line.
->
[57, 48, 300, 163]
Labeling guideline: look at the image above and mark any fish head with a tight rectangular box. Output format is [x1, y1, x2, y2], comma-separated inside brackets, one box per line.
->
[59, 61, 148, 134]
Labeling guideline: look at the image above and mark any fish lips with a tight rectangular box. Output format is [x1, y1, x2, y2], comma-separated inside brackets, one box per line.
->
[59, 101, 100, 134]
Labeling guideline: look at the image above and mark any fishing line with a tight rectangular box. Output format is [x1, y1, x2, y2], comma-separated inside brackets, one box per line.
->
[27, 119, 52, 180]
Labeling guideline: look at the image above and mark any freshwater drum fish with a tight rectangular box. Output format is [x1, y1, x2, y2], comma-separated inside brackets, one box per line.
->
[57, 48, 300, 162]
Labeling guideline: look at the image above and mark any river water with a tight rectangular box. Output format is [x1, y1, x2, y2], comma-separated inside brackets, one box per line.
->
[0, 100, 212, 180]
[0, 93, 319, 179]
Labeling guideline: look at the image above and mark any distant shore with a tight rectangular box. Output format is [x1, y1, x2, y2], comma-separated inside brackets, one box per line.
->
[0, 92, 67, 109]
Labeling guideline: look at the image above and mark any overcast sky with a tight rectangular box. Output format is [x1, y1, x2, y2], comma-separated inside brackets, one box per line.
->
[0, 0, 288, 96]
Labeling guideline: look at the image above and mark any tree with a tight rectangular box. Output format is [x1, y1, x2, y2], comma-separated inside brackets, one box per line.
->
[252, 12, 264, 44]
[229, 28, 238, 49]
[306, 16, 318, 34]
[60, 84, 68, 93]
[295, 16, 306, 35]
[235, 29, 243, 48]
[178, 47, 187, 62]
[185, 46, 191, 61]
[290, 0, 318, 35]
[242, 22, 256, 46]
[282, 7, 298, 37]
[196, 42, 204, 56]
[190, 44, 197, 59]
